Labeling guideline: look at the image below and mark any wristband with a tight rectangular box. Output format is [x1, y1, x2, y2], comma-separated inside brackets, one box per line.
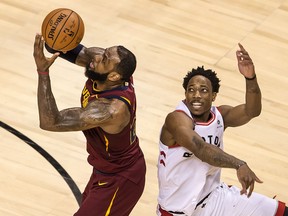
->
[37, 70, 49, 75]
[245, 74, 256, 80]
[236, 161, 247, 170]
[45, 43, 84, 64]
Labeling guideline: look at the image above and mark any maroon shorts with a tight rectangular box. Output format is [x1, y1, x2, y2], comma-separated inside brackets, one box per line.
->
[74, 169, 145, 216]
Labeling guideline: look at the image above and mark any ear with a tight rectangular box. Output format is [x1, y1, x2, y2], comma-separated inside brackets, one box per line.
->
[108, 72, 121, 81]
[212, 92, 217, 101]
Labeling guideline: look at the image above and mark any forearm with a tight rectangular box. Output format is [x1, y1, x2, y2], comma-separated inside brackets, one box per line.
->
[245, 76, 262, 117]
[45, 43, 104, 67]
[37, 75, 60, 130]
[45, 43, 88, 67]
[192, 136, 245, 169]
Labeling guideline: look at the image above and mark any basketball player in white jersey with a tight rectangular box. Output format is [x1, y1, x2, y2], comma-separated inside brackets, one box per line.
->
[156, 43, 287, 216]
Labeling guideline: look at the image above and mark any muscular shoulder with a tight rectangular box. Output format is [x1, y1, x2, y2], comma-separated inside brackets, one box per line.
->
[166, 110, 193, 126]
[83, 98, 130, 133]
[161, 111, 194, 146]
[217, 105, 232, 116]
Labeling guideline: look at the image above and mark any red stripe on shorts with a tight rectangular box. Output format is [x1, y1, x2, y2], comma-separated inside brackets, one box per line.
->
[275, 201, 286, 216]
[158, 205, 173, 216]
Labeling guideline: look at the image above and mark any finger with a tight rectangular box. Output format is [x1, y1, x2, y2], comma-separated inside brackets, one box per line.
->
[39, 36, 44, 50]
[49, 52, 60, 62]
[240, 181, 247, 195]
[247, 181, 254, 197]
[238, 43, 246, 52]
[237, 50, 250, 59]
[254, 175, 263, 184]
[33, 34, 42, 56]
[236, 50, 248, 58]
[236, 51, 244, 61]
[34, 34, 41, 48]
[36, 33, 43, 45]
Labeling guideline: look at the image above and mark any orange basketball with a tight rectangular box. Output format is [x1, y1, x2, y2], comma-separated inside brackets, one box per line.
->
[41, 8, 85, 52]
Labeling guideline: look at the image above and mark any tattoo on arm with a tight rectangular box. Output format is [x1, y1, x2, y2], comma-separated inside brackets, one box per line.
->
[37, 75, 60, 129]
[80, 100, 114, 124]
[192, 136, 242, 169]
[37, 76, 114, 131]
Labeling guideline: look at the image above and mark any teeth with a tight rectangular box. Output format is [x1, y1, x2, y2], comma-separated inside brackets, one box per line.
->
[192, 103, 201, 106]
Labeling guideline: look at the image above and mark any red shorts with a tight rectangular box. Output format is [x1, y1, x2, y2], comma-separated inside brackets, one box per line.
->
[74, 168, 145, 216]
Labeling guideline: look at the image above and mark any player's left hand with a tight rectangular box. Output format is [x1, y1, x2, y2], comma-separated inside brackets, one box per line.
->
[237, 163, 263, 197]
[33, 33, 59, 73]
[236, 43, 256, 79]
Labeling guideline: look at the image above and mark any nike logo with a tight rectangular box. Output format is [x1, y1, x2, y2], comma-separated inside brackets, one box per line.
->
[98, 181, 108, 186]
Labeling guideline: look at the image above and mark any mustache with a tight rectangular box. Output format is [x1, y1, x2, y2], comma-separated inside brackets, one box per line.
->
[85, 66, 109, 82]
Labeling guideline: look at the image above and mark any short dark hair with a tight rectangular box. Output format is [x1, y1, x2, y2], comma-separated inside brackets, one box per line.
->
[182, 66, 220, 93]
[115, 46, 137, 81]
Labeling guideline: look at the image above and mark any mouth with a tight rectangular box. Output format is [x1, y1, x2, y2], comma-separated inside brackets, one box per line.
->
[191, 102, 202, 109]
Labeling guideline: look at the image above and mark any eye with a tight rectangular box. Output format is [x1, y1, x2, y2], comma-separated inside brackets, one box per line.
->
[202, 88, 208, 93]
[102, 55, 106, 63]
[102, 53, 110, 65]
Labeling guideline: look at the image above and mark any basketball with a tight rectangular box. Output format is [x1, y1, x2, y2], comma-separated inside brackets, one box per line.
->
[41, 8, 85, 52]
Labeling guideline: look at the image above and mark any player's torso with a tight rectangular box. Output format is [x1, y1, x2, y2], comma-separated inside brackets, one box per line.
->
[157, 101, 224, 214]
[80, 79, 140, 173]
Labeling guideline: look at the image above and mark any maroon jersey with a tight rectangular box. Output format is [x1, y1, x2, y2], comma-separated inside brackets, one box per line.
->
[80, 77, 145, 184]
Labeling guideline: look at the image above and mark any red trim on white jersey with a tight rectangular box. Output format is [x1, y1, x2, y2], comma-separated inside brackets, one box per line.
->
[175, 107, 217, 126]
[194, 111, 216, 126]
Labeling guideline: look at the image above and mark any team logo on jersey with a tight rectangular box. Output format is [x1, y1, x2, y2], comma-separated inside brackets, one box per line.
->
[217, 119, 223, 128]
[183, 152, 193, 158]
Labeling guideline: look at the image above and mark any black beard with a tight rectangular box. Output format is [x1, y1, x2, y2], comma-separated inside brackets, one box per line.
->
[85, 66, 109, 82]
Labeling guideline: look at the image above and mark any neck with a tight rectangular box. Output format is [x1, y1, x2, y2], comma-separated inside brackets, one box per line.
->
[94, 80, 124, 91]
[191, 111, 211, 123]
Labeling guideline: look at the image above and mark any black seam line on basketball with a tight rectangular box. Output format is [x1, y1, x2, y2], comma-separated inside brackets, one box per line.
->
[0, 121, 82, 206]
[61, 12, 81, 51]
[45, 8, 64, 46]
[53, 10, 74, 49]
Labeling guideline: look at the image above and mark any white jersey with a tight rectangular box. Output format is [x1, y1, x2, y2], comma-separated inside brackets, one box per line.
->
[157, 100, 224, 215]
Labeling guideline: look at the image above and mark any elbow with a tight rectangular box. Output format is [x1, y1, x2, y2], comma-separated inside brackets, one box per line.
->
[254, 110, 261, 117]
[39, 123, 52, 131]
[246, 103, 262, 119]
[249, 110, 261, 119]
[39, 121, 57, 132]
[252, 105, 262, 118]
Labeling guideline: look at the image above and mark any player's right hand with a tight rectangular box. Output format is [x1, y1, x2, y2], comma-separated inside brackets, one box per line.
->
[236, 163, 263, 197]
[33, 33, 59, 72]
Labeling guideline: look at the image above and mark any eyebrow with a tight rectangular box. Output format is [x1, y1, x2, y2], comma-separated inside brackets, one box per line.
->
[103, 49, 109, 62]
[187, 85, 210, 91]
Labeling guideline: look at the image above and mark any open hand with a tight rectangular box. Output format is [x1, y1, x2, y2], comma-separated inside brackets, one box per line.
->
[236, 43, 256, 79]
[33, 33, 59, 72]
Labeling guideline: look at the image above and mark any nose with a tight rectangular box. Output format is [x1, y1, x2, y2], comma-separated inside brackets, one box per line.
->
[193, 90, 201, 98]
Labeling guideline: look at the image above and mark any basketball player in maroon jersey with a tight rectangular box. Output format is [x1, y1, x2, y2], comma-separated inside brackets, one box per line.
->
[33, 34, 146, 216]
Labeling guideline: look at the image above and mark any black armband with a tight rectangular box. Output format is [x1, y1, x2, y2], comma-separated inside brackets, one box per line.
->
[245, 74, 256, 80]
[45, 43, 84, 64]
